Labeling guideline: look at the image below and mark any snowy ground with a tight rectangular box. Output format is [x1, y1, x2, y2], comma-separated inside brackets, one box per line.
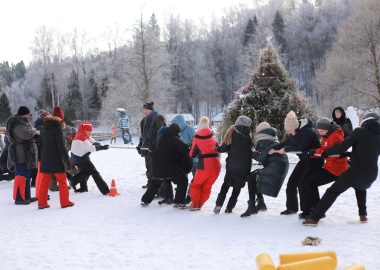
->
[0, 136, 379, 270]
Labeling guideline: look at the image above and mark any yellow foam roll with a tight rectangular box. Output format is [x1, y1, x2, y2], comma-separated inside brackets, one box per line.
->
[344, 263, 365, 270]
[256, 253, 276, 270]
[279, 250, 337, 268]
[277, 256, 335, 270]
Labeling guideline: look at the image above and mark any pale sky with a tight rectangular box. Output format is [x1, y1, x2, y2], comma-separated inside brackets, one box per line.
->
[0, 0, 251, 66]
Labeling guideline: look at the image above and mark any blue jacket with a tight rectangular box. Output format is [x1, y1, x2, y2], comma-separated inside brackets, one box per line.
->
[172, 115, 195, 146]
[117, 116, 131, 129]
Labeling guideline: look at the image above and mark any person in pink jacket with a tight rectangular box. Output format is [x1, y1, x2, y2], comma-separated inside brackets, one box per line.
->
[189, 117, 221, 211]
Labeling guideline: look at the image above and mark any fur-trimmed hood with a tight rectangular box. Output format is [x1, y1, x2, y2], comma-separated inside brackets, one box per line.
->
[43, 115, 66, 129]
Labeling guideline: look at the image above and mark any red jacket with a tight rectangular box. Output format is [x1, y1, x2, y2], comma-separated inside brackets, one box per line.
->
[315, 128, 348, 176]
[190, 128, 220, 170]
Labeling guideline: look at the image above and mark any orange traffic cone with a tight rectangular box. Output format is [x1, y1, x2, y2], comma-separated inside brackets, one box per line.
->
[107, 179, 120, 197]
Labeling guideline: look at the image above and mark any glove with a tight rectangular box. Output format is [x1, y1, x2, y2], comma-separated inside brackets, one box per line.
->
[93, 142, 100, 146]
[308, 150, 316, 156]
[65, 159, 74, 171]
[136, 143, 142, 155]
[100, 145, 109, 150]
[321, 152, 328, 158]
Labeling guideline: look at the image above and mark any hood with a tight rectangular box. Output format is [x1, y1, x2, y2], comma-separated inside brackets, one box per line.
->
[299, 117, 313, 130]
[43, 115, 66, 129]
[361, 119, 380, 134]
[332, 106, 346, 124]
[163, 123, 181, 137]
[172, 115, 187, 130]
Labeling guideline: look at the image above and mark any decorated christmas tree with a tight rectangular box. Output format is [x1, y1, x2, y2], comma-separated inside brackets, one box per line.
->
[220, 40, 313, 139]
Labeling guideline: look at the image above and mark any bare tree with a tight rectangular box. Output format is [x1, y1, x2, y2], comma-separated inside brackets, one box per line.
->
[313, 0, 380, 113]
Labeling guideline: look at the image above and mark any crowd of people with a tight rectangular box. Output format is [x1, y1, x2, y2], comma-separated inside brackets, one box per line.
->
[1, 102, 380, 227]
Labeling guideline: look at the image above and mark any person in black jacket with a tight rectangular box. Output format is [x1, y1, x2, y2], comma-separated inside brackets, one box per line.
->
[332, 106, 353, 138]
[269, 111, 323, 217]
[38, 113, 74, 209]
[241, 122, 289, 217]
[214, 116, 253, 214]
[303, 113, 380, 226]
[141, 123, 191, 209]
[137, 102, 166, 189]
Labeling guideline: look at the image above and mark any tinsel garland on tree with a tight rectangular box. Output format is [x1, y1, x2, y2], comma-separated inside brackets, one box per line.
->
[220, 42, 313, 140]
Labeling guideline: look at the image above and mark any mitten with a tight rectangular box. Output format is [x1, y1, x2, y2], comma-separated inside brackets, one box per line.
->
[65, 159, 74, 171]
[308, 150, 316, 156]
[321, 151, 328, 158]
[100, 145, 109, 150]
[339, 152, 351, 158]
[93, 142, 100, 146]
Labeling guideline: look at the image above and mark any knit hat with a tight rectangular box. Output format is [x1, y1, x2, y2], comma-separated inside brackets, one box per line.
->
[235, 116, 252, 127]
[143, 101, 154, 110]
[361, 112, 380, 126]
[39, 110, 49, 119]
[158, 126, 168, 136]
[197, 116, 210, 130]
[52, 106, 64, 120]
[81, 122, 93, 132]
[316, 117, 331, 130]
[284, 111, 299, 130]
[17, 106, 30, 116]
[256, 122, 270, 134]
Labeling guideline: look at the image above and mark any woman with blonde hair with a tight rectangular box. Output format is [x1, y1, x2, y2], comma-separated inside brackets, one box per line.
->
[214, 116, 253, 214]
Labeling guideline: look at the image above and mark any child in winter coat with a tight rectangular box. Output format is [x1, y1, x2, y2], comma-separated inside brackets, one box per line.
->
[213, 115, 252, 214]
[110, 126, 118, 144]
[189, 117, 221, 210]
[241, 122, 289, 217]
[69, 122, 110, 195]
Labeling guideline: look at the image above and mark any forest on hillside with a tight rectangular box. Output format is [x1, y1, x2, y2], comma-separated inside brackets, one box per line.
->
[0, 0, 379, 128]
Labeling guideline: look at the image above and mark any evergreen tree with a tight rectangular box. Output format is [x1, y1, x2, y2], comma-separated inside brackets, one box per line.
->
[88, 70, 101, 111]
[0, 92, 12, 126]
[37, 73, 58, 110]
[272, 11, 286, 53]
[14, 61, 26, 80]
[65, 70, 83, 121]
[221, 42, 313, 139]
[99, 75, 109, 98]
[243, 16, 258, 47]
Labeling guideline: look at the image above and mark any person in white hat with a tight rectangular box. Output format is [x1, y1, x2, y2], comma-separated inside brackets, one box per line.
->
[268, 111, 323, 216]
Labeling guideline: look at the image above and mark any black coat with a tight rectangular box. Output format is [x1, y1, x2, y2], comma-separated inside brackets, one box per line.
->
[324, 118, 380, 190]
[274, 117, 320, 164]
[152, 124, 190, 179]
[251, 127, 289, 197]
[332, 106, 353, 138]
[217, 125, 252, 189]
[139, 111, 166, 157]
[40, 116, 69, 173]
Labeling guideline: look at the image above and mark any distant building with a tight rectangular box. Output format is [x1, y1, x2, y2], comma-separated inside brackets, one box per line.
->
[211, 112, 223, 126]
[165, 114, 195, 126]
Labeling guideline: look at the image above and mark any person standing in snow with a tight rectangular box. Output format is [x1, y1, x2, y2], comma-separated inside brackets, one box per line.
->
[213, 116, 251, 214]
[6, 106, 39, 205]
[189, 117, 221, 211]
[332, 106, 353, 138]
[171, 114, 196, 203]
[241, 122, 289, 217]
[137, 102, 166, 189]
[141, 123, 192, 209]
[69, 122, 110, 195]
[303, 113, 380, 226]
[37, 107, 74, 209]
[269, 111, 323, 216]
[117, 110, 133, 144]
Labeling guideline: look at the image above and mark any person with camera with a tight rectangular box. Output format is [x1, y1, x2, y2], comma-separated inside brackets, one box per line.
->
[69, 122, 110, 195]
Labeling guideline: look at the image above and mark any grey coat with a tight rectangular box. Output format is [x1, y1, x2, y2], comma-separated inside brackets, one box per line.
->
[6, 114, 38, 171]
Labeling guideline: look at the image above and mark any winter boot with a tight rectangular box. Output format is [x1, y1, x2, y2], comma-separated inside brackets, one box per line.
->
[256, 198, 267, 212]
[240, 200, 258, 217]
[214, 193, 227, 214]
[225, 197, 238, 213]
[189, 201, 202, 211]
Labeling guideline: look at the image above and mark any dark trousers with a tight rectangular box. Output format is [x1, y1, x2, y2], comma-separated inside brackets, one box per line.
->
[219, 182, 241, 202]
[305, 169, 337, 210]
[246, 173, 263, 201]
[144, 156, 153, 184]
[286, 158, 324, 212]
[71, 160, 110, 195]
[142, 174, 188, 204]
[310, 174, 367, 221]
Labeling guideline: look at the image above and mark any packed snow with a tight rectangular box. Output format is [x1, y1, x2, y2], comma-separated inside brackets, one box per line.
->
[0, 135, 379, 270]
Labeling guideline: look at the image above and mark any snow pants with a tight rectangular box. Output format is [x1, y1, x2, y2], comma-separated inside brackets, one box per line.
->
[72, 160, 110, 195]
[13, 163, 32, 201]
[190, 167, 221, 205]
[38, 172, 72, 208]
